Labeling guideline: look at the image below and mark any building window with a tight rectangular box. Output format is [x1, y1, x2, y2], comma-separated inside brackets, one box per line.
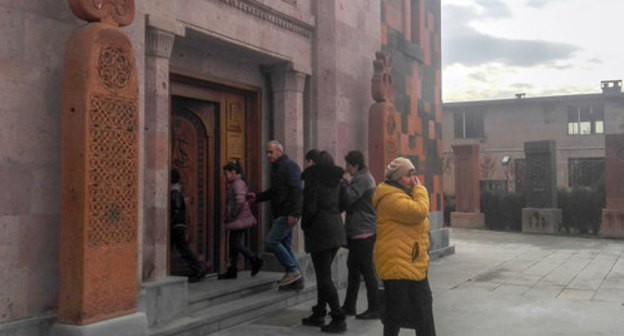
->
[568, 158, 604, 189]
[454, 111, 484, 139]
[567, 105, 604, 135]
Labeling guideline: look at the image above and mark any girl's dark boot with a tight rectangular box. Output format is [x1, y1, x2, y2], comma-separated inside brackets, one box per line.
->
[301, 305, 326, 327]
[217, 267, 237, 279]
[320, 311, 346, 333]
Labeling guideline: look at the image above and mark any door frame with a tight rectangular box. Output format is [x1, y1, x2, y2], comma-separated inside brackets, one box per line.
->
[169, 70, 264, 273]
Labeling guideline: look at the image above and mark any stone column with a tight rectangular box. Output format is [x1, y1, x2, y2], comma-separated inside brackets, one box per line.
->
[141, 16, 184, 282]
[601, 134, 624, 238]
[138, 16, 190, 330]
[521, 140, 562, 233]
[270, 65, 306, 166]
[450, 144, 484, 228]
[267, 65, 307, 259]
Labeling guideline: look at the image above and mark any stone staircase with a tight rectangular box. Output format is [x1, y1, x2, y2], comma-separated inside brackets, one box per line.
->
[146, 271, 315, 336]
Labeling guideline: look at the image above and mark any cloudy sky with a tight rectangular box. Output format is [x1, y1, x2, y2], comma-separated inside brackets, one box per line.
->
[442, 0, 624, 102]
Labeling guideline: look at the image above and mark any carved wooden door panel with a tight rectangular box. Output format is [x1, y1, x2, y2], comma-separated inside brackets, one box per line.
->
[169, 83, 259, 276]
[170, 97, 215, 275]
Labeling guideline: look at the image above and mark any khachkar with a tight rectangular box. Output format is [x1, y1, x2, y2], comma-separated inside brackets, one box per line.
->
[450, 144, 485, 228]
[601, 134, 624, 238]
[368, 52, 401, 182]
[53, 1, 146, 335]
[368, 52, 454, 259]
[521, 140, 562, 234]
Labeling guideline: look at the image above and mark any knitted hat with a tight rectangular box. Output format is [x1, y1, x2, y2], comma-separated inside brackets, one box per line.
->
[384, 157, 415, 181]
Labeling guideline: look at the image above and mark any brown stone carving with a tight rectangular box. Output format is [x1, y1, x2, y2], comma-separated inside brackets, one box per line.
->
[59, 0, 138, 325]
[601, 134, 624, 238]
[605, 134, 624, 209]
[524, 140, 557, 208]
[452, 144, 480, 213]
[371, 52, 394, 104]
[68, 0, 135, 26]
[601, 209, 624, 238]
[369, 51, 400, 182]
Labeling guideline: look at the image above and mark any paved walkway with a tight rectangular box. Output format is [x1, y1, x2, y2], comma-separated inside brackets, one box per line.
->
[211, 229, 624, 335]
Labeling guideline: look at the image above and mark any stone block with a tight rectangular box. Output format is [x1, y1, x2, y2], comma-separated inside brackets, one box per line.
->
[430, 227, 454, 260]
[450, 212, 485, 229]
[600, 209, 624, 238]
[429, 227, 449, 251]
[429, 211, 444, 230]
[139, 277, 187, 328]
[0, 161, 32, 216]
[50, 312, 147, 336]
[521, 208, 562, 234]
[0, 313, 55, 336]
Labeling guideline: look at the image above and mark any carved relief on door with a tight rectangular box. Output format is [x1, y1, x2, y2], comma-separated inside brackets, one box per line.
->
[168, 79, 261, 275]
[170, 97, 215, 274]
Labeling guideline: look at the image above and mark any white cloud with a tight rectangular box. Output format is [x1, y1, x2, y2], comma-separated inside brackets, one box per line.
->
[442, 0, 624, 101]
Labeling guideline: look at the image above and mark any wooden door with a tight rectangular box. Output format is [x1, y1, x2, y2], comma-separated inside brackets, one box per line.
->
[169, 77, 262, 276]
[170, 96, 217, 275]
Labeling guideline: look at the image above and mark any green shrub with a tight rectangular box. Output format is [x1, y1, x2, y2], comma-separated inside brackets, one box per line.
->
[558, 187, 605, 235]
[478, 185, 605, 235]
[480, 191, 525, 231]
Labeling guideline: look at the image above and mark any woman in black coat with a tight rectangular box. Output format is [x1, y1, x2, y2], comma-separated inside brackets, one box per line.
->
[300, 150, 348, 333]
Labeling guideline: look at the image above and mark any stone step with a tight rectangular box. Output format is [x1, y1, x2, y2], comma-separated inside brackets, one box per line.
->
[148, 271, 315, 336]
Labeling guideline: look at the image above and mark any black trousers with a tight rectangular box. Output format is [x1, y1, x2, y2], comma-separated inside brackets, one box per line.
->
[343, 235, 378, 311]
[171, 227, 204, 276]
[310, 248, 342, 315]
[228, 229, 257, 268]
[382, 278, 436, 336]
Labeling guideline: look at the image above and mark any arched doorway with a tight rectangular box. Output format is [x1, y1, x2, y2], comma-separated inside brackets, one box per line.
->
[169, 76, 263, 276]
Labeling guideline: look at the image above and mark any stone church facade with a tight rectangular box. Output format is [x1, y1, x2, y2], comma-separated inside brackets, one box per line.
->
[0, 0, 446, 334]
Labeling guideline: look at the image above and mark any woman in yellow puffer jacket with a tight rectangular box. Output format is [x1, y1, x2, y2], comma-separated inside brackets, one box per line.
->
[372, 157, 436, 336]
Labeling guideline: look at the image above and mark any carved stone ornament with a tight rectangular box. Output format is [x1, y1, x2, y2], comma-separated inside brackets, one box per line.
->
[68, 0, 135, 26]
[371, 52, 394, 103]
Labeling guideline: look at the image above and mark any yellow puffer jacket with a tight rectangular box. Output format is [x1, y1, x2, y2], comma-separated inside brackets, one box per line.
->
[373, 182, 430, 281]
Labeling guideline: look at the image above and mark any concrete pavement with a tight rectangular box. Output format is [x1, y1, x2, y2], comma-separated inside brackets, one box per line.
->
[210, 229, 624, 335]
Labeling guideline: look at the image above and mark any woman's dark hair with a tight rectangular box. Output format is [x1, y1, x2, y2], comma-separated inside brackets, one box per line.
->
[223, 161, 243, 175]
[345, 150, 366, 170]
[171, 169, 181, 184]
[317, 151, 335, 166]
[305, 149, 321, 164]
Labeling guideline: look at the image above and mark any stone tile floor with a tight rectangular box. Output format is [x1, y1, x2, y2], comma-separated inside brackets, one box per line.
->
[210, 229, 624, 336]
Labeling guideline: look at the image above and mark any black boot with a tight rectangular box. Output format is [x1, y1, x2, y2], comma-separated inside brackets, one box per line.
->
[341, 304, 356, 316]
[383, 322, 400, 336]
[188, 267, 207, 283]
[217, 267, 237, 279]
[302, 305, 326, 327]
[321, 312, 346, 333]
[356, 309, 380, 319]
[251, 258, 264, 277]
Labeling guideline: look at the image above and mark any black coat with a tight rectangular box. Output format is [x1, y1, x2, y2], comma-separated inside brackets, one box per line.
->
[255, 155, 302, 218]
[301, 164, 347, 253]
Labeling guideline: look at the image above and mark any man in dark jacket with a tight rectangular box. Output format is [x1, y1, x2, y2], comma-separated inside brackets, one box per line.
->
[248, 140, 303, 288]
[170, 169, 207, 283]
